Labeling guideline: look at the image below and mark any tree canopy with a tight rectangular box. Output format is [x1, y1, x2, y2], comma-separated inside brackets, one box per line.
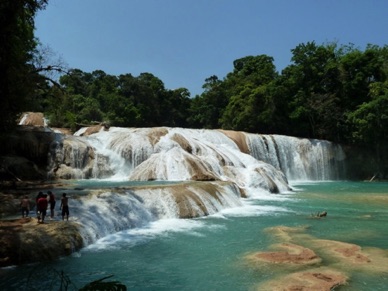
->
[0, 0, 49, 132]
[1, 1, 387, 174]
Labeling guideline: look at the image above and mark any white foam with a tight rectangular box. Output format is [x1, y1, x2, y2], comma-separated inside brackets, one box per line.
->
[217, 204, 291, 218]
[83, 218, 209, 251]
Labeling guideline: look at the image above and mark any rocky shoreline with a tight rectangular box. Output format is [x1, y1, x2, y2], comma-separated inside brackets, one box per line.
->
[0, 180, 82, 268]
[0, 217, 83, 268]
[0, 179, 243, 268]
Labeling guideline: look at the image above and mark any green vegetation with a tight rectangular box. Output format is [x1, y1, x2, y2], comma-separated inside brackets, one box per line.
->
[0, 0, 49, 132]
[46, 70, 191, 130]
[0, 1, 387, 175]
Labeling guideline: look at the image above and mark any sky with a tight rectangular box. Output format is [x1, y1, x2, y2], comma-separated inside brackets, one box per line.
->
[35, 0, 388, 96]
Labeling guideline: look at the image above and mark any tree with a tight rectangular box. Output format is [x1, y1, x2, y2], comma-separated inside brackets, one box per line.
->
[0, 0, 48, 133]
[346, 80, 388, 173]
[282, 42, 343, 139]
[219, 55, 278, 132]
[339, 44, 387, 110]
[188, 75, 227, 129]
[160, 87, 191, 127]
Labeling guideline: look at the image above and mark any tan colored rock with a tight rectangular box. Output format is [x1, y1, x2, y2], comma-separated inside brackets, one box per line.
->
[219, 129, 250, 154]
[146, 127, 169, 146]
[129, 147, 218, 181]
[170, 133, 193, 153]
[80, 123, 110, 136]
[171, 182, 233, 217]
[51, 136, 96, 179]
[132, 181, 242, 218]
[18, 112, 46, 127]
[258, 268, 348, 291]
[247, 224, 388, 290]
[0, 218, 83, 267]
[52, 128, 73, 135]
[246, 243, 321, 265]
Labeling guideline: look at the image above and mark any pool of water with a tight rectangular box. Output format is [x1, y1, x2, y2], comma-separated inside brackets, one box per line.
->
[1, 181, 388, 290]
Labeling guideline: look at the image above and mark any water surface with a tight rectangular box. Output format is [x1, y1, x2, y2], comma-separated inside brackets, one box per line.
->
[1, 181, 387, 290]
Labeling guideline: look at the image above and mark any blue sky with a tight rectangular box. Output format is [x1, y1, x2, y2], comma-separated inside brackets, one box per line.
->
[35, 0, 387, 96]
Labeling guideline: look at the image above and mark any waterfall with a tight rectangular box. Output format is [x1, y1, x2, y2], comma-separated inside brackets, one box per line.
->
[73, 127, 291, 192]
[67, 181, 243, 244]
[246, 134, 346, 181]
[51, 127, 347, 183]
[46, 127, 346, 248]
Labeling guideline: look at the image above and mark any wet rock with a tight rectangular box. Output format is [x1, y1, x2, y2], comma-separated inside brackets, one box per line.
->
[0, 218, 83, 267]
[246, 243, 321, 265]
[50, 136, 96, 179]
[259, 268, 348, 291]
[18, 112, 46, 127]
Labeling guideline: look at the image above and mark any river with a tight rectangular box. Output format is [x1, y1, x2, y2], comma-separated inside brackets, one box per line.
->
[1, 181, 387, 290]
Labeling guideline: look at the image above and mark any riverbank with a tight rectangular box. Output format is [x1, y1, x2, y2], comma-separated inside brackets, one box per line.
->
[0, 216, 82, 268]
[0, 179, 83, 268]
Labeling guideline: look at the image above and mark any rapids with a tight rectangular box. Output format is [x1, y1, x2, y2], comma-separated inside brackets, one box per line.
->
[2, 182, 388, 290]
[46, 127, 346, 246]
[7, 127, 384, 290]
[53, 127, 346, 182]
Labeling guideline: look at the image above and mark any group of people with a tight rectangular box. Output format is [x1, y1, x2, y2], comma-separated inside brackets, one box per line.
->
[20, 191, 70, 223]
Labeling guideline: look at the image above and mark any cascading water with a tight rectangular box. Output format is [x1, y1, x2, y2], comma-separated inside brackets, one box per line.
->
[64, 181, 243, 245]
[48, 127, 346, 247]
[246, 134, 346, 181]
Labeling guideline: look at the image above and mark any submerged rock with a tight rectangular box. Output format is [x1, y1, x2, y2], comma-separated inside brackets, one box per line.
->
[246, 243, 321, 265]
[246, 224, 388, 290]
[259, 268, 348, 291]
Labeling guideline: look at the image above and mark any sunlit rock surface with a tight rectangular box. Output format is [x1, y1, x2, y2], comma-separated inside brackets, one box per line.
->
[246, 242, 322, 265]
[49, 136, 98, 179]
[258, 268, 348, 291]
[0, 218, 82, 267]
[18, 112, 46, 127]
[61, 127, 300, 193]
[246, 225, 388, 290]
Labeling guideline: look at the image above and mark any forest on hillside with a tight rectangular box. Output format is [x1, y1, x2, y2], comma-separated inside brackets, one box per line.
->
[1, 1, 387, 175]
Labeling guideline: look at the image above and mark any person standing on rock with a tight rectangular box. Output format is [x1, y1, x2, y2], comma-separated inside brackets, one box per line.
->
[60, 193, 69, 221]
[48, 191, 56, 219]
[37, 194, 48, 223]
[35, 191, 44, 222]
[20, 195, 30, 218]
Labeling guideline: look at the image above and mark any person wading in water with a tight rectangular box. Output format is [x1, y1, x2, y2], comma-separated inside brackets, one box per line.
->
[37, 194, 48, 223]
[48, 191, 56, 219]
[60, 193, 69, 221]
[20, 195, 30, 218]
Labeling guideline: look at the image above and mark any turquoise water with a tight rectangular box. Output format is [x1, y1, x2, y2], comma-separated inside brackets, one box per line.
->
[1, 181, 388, 290]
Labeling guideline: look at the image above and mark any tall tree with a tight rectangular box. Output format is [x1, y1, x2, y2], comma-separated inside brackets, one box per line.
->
[188, 75, 227, 129]
[283, 42, 343, 139]
[219, 55, 278, 131]
[0, 0, 48, 132]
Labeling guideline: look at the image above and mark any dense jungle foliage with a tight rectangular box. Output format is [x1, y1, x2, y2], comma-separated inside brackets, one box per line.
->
[1, 0, 387, 175]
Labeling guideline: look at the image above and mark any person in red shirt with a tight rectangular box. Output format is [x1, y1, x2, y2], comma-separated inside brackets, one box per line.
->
[35, 191, 43, 221]
[37, 194, 48, 223]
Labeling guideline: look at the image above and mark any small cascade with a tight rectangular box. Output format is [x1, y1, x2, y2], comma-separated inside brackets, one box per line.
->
[69, 182, 243, 244]
[78, 128, 156, 179]
[127, 128, 290, 192]
[73, 190, 154, 244]
[246, 134, 346, 181]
